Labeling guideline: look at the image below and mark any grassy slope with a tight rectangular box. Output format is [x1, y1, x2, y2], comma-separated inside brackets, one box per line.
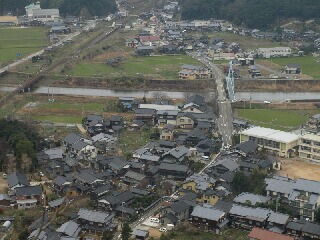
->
[270, 56, 320, 78]
[236, 109, 316, 130]
[0, 27, 49, 65]
[166, 228, 248, 240]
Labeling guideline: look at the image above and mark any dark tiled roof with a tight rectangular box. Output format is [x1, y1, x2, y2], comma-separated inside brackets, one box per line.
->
[130, 188, 149, 196]
[93, 184, 112, 195]
[63, 133, 82, 145]
[53, 176, 70, 187]
[170, 200, 189, 214]
[15, 185, 42, 196]
[159, 163, 188, 173]
[234, 140, 258, 154]
[214, 200, 234, 213]
[186, 95, 205, 106]
[286, 221, 304, 231]
[48, 197, 65, 208]
[302, 221, 320, 236]
[162, 212, 178, 224]
[7, 171, 29, 188]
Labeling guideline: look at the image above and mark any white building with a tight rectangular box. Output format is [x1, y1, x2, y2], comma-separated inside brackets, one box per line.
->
[257, 47, 292, 58]
[25, 1, 41, 18]
[32, 9, 60, 22]
[299, 133, 320, 163]
[240, 126, 300, 158]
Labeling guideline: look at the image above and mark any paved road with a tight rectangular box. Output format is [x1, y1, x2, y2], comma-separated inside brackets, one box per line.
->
[188, 53, 233, 147]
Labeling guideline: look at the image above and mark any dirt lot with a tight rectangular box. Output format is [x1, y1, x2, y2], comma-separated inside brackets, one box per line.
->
[279, 158, 320, 181]
[0, 172, 8, 193]
[148, 227, 162, 239]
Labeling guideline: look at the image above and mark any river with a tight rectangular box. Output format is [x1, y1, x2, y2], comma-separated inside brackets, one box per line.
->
[1, 86, 320, 101]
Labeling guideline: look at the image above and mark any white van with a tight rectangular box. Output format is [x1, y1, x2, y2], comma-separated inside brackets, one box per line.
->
[202, 156, 210, 161]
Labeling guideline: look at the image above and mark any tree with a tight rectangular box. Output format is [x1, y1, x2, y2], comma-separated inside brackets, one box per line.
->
[315, 209, 320, 224]
[102, 231, 113, 240]
[17, 228, 29, 240]
[121, 222, 132, 240]
[232, 172, 251, 194]
[251, 169, 267, 195]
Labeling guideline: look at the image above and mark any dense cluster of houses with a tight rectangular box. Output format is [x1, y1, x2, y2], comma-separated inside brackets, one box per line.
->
[0, 94, 317, 239]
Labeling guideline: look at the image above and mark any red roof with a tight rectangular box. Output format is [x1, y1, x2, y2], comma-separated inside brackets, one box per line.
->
[139, 36, 160, 42]
[248, 228, 294, 240]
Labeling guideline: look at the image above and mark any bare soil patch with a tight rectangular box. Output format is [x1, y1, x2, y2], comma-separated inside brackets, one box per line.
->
[93, 50, 131, 61]
[148, 227, 162, 239]
[0, 172, 8, 193]
[279, 158, 320, 181]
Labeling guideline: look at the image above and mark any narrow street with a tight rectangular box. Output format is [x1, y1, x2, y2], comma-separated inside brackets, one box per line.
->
[187, 53, 234, 147]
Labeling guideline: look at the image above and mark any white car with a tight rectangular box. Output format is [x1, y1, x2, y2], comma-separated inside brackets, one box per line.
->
[264, 101, 271, 104]
[39, 172, 44, 177]
[150, 218, 160, 223]
[159, 227, 167, 232]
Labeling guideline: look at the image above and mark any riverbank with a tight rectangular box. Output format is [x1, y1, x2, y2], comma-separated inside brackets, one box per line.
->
[235, 79, 320, 92]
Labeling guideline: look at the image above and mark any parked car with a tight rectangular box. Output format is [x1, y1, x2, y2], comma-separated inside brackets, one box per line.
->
[150, 218, 160, 223]
[159, 227, 167, 232]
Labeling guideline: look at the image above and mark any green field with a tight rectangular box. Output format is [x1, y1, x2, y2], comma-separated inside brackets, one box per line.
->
[68, 55, 201, 79]
[34, 115, 83, 124]
[0, 27, 49, 66]
[236, 109, 316, 130]
[118, 129, 153, 156]
[31, 102, 106, 123]
[37, 102, 105, 112]
[270, 56, 320, 78]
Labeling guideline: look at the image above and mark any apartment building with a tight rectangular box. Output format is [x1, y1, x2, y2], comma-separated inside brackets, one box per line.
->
[299, 133, 320, 163]
[240, 127, 300, 158]
[265, 176, 320, 221]
[257, 47, 292, 58]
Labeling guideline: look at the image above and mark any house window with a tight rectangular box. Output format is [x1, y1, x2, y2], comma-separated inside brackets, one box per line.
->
[180, 119, 185, 123]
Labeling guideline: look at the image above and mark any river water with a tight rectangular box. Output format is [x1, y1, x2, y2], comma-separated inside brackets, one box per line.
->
[1, 86, 320, 101]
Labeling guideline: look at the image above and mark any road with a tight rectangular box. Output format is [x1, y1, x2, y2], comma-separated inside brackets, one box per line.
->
[187, 53, 233, 147]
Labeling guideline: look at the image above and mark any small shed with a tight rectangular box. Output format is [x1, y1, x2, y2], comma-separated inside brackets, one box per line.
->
[133, 229, 149, 240]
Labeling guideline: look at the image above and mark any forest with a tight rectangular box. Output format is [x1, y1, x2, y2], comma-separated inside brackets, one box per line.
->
[0, 119, 43, 173]
[0, 0, 117, 17]
[179, 0, 320, 29]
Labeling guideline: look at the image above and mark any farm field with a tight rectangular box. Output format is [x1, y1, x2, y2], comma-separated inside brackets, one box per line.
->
[13, 95, 131, 124]
[235, 108, 316, 130]
[269, 56, 320, 78]
[208, 32, 283, 49]
[67, 55, 201, 79]
[0, 27, 49, 66]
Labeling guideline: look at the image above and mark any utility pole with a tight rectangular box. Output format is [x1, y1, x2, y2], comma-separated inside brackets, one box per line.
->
[276, 197, 280, 212]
